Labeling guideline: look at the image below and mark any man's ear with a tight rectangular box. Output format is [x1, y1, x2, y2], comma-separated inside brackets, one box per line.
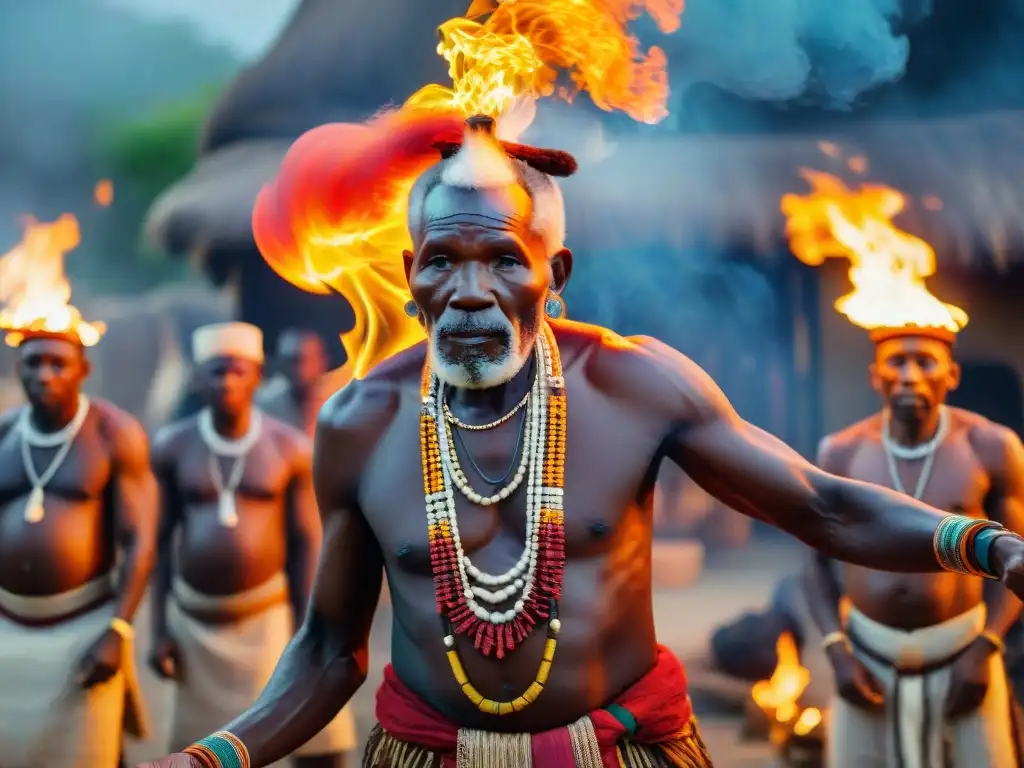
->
[549, 248, 573, 294]
[403, 249, 414, 284]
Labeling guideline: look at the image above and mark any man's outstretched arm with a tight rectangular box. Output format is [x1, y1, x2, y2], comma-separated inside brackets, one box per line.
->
[638, 339, 1013, 574]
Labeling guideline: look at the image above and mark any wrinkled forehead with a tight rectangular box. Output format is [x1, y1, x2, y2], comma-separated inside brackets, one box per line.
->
[419, 184, 534, 239]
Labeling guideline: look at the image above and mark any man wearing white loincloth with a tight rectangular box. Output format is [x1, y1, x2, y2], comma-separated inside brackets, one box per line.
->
[0, 320, 157, 766]
[149, 322, 355, 767]
[803, 322, 1024, 767]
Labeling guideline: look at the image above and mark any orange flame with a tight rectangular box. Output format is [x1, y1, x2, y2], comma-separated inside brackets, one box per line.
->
[751, 632, 811, 725]
[781, 168, 968, 335]
[0, 214, 106, 348]
[94, 179, 114, 207]
[255, 0, 684, 379]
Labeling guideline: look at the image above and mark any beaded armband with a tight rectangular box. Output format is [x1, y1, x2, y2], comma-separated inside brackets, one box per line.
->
[183, 731, 250, 768]
[933, 516, 1004, 579]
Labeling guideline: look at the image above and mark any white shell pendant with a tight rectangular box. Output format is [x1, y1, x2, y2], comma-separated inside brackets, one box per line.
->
[24, 485, 45, 523]
[218, 491, 239, 528]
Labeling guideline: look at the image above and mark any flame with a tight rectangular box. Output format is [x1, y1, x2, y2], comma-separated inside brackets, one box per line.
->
[0, 214, 106, 348]
[781, 169, 968, 335]
[94, 179, 114, 207]
[255, 0, 684, 379]
[751, 632, 811, 723]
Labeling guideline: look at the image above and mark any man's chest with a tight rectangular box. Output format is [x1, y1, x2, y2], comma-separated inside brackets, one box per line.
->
[171, 439, 292, 501]
[360, 394, 664, 574]
[0, 431, 111, 503]
[846, 437, 990, 512]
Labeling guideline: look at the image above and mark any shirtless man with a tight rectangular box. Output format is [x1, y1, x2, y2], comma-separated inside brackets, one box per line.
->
[0, 330, 156, 767]
[140, 113, 1024, 768]
[256, 330, 329, 437]
[149, 322, 354, 767]
[803, 326, 1024, 767]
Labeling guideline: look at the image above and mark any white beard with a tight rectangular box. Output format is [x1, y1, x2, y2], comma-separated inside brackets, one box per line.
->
[429, 335, 531, 390]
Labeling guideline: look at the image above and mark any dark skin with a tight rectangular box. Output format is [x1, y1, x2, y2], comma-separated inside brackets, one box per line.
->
[148, 354, 334, 767]
[258, 330, 328, 436]
[803, 335, 1024, 717]
[141, 182, 1024, 768]
[0, 336, 157, 687]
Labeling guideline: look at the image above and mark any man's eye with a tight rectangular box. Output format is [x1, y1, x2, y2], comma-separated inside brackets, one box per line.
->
[495, 255, 520, 269]
[427, 255, 451, 269]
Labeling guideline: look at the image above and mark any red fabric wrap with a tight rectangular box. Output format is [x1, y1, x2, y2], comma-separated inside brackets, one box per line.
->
[374, 645, 692, 768]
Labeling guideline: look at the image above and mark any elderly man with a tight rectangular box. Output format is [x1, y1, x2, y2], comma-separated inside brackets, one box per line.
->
[0, 326, 156, 767]
[148, 322, 354, 767]
[803, 323, 1024, 767]
[140, 113, 1024, 768]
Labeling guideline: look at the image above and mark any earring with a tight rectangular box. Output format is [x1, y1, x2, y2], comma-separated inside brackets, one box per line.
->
[544, 292, 566, 319]
[403, 300, 418, 318]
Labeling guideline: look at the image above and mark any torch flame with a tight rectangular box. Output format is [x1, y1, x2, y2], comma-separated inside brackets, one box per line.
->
[751, 632, 811, 724]
[254, 0, 684, 380]
[0, 214, 107, 348]
[781, 168, 967, 335]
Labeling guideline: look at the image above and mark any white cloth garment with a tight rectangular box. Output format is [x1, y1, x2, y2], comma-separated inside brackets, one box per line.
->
[0, 575, 147, 768]
[828, 604, 1019, 767]
[168, 573, 357, 765]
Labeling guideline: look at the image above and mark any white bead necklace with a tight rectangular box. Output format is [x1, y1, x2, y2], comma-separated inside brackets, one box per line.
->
[881, 405, 949, 500]
[430, 334, 550, 624]
[197, 407, 263, 527]
[18, 394, 91, 523]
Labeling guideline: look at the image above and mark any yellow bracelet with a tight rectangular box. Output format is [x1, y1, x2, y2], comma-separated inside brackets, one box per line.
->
[109, 617, 135, 641]
[822, 630, 849, 651]
[980, 631, 1006, 655]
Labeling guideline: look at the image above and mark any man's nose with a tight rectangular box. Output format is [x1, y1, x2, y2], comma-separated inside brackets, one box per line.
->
[449, 264, 496, 312]
[899, 363, 924, 384]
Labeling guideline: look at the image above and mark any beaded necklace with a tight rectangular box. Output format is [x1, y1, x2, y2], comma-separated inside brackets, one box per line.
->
[420, 323, 567, 713]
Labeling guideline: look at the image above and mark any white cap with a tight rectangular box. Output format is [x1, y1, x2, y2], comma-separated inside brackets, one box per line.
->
[192, 322, 264, 364]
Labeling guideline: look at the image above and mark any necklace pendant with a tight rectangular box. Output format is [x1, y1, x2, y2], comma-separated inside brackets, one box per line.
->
[24, 486, 45, 524]
[218, 491, 239, 528]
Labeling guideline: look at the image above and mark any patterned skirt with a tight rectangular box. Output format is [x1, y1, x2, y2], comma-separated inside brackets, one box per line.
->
[361, 716, 715, 768]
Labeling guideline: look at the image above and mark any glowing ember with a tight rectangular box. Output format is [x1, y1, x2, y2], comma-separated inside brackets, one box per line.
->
[752, 632, 812, 726]
[94, 179, 114, 207]
[781, 168, 968, 335]
[0, 214, 106, 348]
[255, 0, 684, 379]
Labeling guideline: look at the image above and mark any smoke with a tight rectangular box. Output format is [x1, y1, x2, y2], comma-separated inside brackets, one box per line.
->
[662, 0, 915, 109]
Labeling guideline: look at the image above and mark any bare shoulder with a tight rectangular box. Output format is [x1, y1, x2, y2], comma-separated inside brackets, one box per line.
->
[316, 342, 424, 472]
[551, 321, 727, 422]
[262, 413, 313, 464]
[817, 415, 879, 473]
[957, 407, 1024, 473]
[90, 399, 150, 461]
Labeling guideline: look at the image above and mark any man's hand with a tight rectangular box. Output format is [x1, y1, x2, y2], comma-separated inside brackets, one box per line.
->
[75, 628, 123, 688]
[946, 636, 994, 718]
[148, 633, 183, 681]
[827, 643, 885, 711]
[135, 755, 200, 768]
[992, 533, 1024, 598]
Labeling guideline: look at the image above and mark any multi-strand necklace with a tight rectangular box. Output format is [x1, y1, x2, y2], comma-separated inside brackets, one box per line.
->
[18, 394, 91, 523]
[197, 407, 263, 528]
[881, 405, 949, 500]
[421, 323, 566, 714]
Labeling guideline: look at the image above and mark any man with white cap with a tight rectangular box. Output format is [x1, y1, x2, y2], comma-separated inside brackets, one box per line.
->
[148, 321, 355, 768]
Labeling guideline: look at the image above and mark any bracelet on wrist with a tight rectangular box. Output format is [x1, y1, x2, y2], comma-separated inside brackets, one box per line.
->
[821, 630, 849, 652]
[978, 630, 1007, 655]
[184, 731, 250, 768]
[933, 516, 1003, 579]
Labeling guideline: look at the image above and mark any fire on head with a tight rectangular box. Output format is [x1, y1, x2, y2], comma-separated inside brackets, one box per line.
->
[403, 116, 573, 389]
